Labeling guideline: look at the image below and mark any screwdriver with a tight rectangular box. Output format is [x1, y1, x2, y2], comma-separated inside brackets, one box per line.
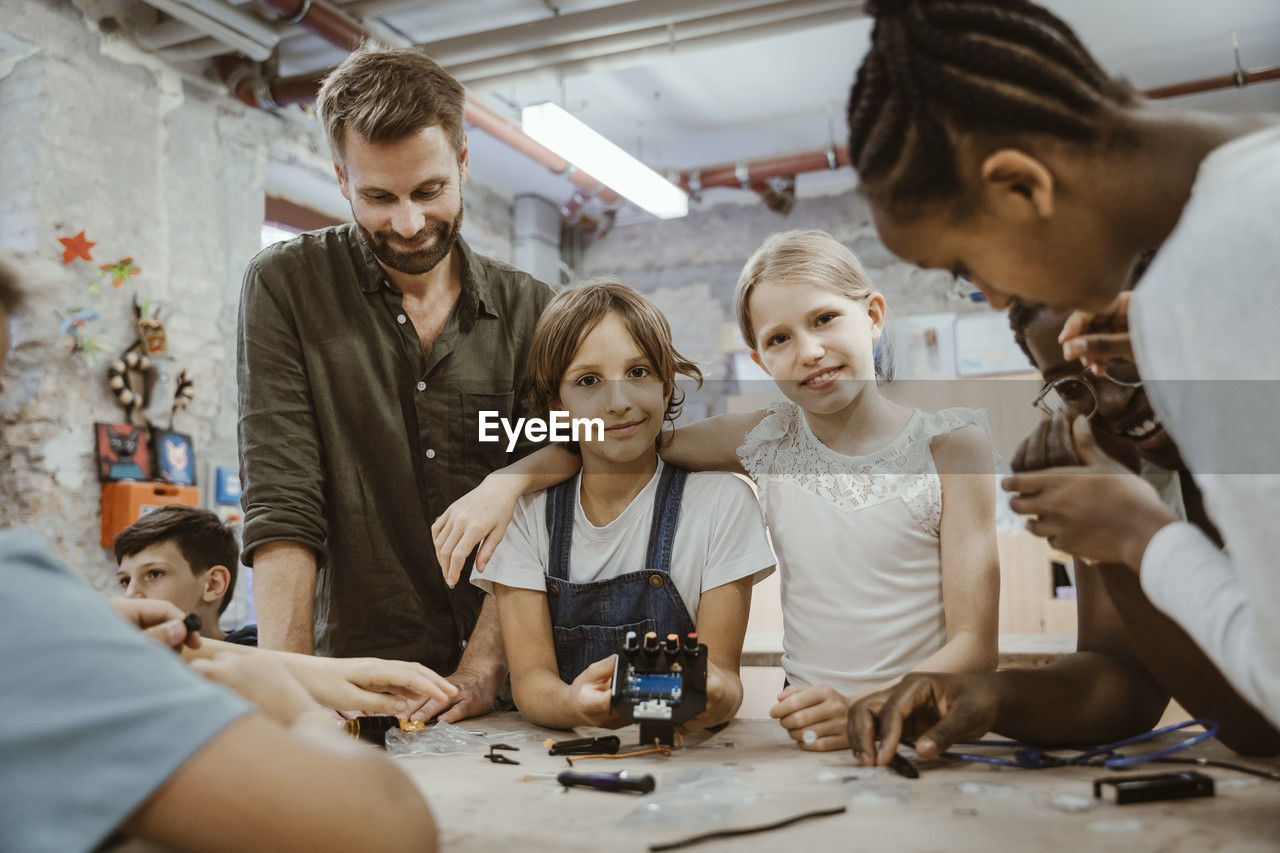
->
[520, 769, 655, 794]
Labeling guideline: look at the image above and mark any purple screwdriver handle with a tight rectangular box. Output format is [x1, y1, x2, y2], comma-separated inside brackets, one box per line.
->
[556, 770, 655, 794]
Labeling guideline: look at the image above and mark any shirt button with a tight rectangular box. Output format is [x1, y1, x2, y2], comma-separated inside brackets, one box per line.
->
[425, 448, 436, 459]
[396, 313, 407, 324]
[416, 381, 426, 392]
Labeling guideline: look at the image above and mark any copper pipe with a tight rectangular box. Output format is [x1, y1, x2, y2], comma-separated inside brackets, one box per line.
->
[256, 0, 367, 52]
[1142, 63, 1280, 99]
[250, 0, 621, 205]
[676, 63, 1280, 194]
[680, 146, 849, 192]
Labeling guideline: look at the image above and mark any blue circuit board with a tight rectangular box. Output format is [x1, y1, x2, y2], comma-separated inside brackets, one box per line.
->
[625, 673, 682, 699]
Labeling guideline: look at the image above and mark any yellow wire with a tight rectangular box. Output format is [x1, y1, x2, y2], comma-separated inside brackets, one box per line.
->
[565, 738, 675, 765]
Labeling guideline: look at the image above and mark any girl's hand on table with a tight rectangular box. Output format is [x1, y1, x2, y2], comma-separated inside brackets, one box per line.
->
[771, 684, 852, 751]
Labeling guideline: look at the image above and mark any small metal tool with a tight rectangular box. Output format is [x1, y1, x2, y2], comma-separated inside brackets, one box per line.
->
[484, 744, 520, 765]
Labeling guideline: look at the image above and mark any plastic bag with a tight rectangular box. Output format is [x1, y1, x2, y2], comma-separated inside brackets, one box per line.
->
[614, 767, 768, 828]
[384, 720, 536, 757]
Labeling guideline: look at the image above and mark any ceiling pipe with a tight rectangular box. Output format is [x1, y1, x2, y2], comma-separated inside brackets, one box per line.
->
[138, 0, 276, 61]
[245, 0, 622, 207]
[676, 63, 1280, 209]
[392, 0, 854, 71]
[254, 0, 368, 51]
[1143, 62, 1280, 98]
[450, 4, 862, 91]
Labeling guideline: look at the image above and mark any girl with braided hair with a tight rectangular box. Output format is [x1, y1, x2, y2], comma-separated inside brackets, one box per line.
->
[844, 0, 1280, 756]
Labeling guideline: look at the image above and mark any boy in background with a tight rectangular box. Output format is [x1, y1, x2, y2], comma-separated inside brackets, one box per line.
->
[115, 505, 258, 645]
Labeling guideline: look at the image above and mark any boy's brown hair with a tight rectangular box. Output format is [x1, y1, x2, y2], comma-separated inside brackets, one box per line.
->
[525, 278, 702, 446]
[316, 44, 466, 167]
[113, 506, 240, 615]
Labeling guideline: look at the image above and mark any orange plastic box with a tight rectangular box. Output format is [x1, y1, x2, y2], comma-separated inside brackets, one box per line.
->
[101, 482, 200, 548]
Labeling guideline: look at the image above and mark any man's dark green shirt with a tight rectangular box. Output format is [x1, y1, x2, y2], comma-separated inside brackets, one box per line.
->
[237, 225, 552, 669]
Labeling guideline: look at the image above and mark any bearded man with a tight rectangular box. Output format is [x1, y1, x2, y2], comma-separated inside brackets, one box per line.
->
[237, 45, 551, 722]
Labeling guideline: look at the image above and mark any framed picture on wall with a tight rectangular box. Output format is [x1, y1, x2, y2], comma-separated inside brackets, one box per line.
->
[153, 429, 196, 486]
[94, 422, 150, 482]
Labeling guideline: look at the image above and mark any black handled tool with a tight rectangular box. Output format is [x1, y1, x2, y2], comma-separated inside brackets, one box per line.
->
[556, 770, 654, 794]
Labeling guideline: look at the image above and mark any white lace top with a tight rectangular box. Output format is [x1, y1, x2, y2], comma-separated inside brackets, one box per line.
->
[737, 400, 994, 695]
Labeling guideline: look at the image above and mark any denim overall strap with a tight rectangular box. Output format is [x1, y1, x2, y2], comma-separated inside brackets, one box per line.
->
[543, 466, 696, 683]
[544, 474, 578, 582]
[643, 465, 686, 575]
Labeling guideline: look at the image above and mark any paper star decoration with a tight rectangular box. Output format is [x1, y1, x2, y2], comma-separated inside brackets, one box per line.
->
[99, 257, 141, 289]
[59, 231, 96, 264]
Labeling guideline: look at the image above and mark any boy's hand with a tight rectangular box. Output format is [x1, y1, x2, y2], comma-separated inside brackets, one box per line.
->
[285, 655, 458, 717]
[1059, 292, 1133, 376]
[1003, 416, 1176, 568]
[847, 672, 1001, 766]
[111, 598, 201, 651]
[771, 684, 852, 751]
[431, 474, 522, 587]
[191, 651, 321, 726]
[570, 655, 623, 728]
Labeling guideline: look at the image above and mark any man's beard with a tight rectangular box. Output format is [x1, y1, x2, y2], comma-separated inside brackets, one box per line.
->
[358, 204, 464, 275]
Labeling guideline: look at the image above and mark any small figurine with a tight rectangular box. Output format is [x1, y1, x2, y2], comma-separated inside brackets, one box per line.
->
[106, 298, 194, 429]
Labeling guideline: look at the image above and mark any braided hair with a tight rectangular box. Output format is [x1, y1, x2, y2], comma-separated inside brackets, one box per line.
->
[848, 0, 1135, 212]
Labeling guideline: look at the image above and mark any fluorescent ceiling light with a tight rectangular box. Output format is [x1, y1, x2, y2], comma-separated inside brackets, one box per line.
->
[522, 102, 688, 220]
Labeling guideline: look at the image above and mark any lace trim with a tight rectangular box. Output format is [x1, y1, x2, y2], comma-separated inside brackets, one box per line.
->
[736, 401, 996, 536]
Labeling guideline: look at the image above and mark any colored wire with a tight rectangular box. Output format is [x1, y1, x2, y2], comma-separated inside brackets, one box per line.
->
[938, 719, 1222, 770]
[565, 744, 672, 765]
[1148, 756, 1280, 782]
[648, 805, 847, 851]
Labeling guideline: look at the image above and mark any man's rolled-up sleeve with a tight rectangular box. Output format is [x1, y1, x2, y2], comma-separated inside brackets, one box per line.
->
[237, 261, 328, 567]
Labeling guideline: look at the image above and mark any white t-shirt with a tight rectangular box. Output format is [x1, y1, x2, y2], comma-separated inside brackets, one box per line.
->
[738, 401, 995, 696]
[1131, 123, 1280, 728]
[474, 461, 776, 622]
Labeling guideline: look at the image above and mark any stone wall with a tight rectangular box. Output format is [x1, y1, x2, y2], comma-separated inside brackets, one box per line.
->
[572, 189, 987, 384]
[0, 1, 515, 588]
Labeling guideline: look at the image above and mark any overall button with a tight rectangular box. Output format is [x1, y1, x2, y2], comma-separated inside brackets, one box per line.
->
[396, 313, 407, 324]
[416, 381, 426, 391]
[424, 448, 436, 459]
[648, 574, 665, 589]
[547, 583, 559, 595]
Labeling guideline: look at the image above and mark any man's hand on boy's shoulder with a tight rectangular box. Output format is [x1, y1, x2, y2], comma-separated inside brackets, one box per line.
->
[111, 598, 202, 651]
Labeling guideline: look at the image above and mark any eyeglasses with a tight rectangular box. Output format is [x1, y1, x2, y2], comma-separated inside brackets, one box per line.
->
[1032, 360, 1143, 419]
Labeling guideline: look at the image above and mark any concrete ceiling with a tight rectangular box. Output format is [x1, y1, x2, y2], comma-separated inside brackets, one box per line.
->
[125, 0, 1280, 222]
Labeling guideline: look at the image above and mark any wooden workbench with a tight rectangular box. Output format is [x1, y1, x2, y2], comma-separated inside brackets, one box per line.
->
[397, 713, 1280, 852]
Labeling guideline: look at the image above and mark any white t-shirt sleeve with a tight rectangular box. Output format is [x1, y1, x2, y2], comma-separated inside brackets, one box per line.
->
[696, 474, 776, 593]
[472, 492, 550, 594]
[1139, 520, 1273, 707]
[1128, 126, 1280, 728]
